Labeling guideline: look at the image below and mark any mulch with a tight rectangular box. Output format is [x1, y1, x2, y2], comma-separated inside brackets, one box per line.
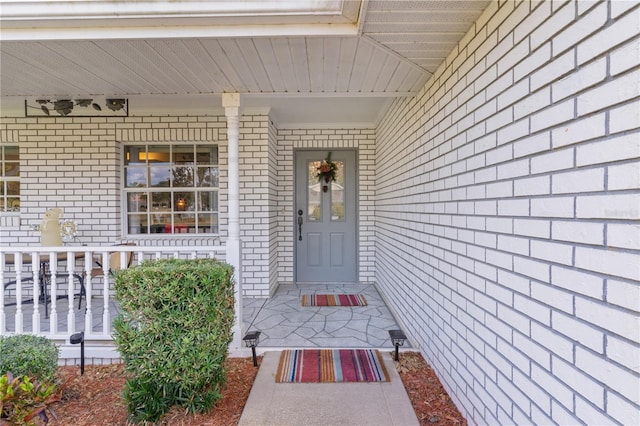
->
[46, 351, 465, 425]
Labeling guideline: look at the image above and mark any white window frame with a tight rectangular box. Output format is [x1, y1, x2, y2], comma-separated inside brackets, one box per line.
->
[122, 142, 219, 237]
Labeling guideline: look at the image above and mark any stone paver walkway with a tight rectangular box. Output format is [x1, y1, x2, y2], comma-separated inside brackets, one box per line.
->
[242, 283, 408, 348]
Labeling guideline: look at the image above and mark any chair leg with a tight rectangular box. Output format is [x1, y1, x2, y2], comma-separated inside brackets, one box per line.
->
[74, 273, 85, 309]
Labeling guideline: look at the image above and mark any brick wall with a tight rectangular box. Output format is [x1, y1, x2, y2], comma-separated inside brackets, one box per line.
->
[267, 118, 280, 295]
[275, 127, 377, 285]
[0, 114, 278, 295]
[375, 1, 639, 424]
[0, 114, 380, 297]
[0, 115, 229, 244]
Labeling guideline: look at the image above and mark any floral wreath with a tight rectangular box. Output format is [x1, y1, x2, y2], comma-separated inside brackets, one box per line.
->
[316, 152, 337, 183]
[60, 219, 79, 242]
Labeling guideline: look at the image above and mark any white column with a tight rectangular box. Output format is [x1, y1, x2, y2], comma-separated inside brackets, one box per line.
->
[222, 93, 243, 350]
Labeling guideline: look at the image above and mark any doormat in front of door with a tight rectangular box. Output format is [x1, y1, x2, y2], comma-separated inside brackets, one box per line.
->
[301, 294, 367, 307]
[276, 349, 389, 383]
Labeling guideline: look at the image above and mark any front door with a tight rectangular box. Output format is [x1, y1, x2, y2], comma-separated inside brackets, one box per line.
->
[295, 150, 357, 282]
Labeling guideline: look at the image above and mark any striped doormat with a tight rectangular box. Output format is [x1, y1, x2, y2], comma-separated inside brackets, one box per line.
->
[301, 294, 368, 307]
[276, 349, 389, 383]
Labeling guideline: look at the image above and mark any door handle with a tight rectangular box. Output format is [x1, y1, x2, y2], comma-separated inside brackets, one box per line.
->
[297, 209, 303, 241]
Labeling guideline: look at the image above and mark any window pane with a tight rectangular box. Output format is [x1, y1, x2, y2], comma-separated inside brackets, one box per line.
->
[125, 146, 145, 165]
[128, 214, 146, 234]
[175, 193, 194, 212]
[150, 214, 168, 233]
[4, 162, 19, 177]
[198, 213, 218, 233]
[4, 146, 18, 161]
[173, 145, 194, 165]
[307, 160, 321, 221]
[196, 166, 218, 187]
[150, 166, 171, 187]
[331, 161, 345, 221]
[198, 191, 218, 211]
[150, 192, 171, 211]
[7, 198, 19, 212]
[6, 181, 19, 196]
[196, 146, 218, 164]
[172, 166, 194, 187]
[174, 213, 195, 233]
[146, 145, 170, 163]
[125, 167, 147, 188]
[127, 192, 147, 212]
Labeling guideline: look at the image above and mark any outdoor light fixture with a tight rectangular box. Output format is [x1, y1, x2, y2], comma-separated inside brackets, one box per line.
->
[70, 331, 85, 375]
[243, 331, 261, 367]
[176, 197, 186, 211]
[388, 329, 407, 362]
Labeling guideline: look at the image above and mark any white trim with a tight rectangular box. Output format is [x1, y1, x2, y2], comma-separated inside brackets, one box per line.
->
[243, 91, 416, 98]
[0, 1, 351, 20]
[0, 24, 359, 41]
[222, 93, 243, 350]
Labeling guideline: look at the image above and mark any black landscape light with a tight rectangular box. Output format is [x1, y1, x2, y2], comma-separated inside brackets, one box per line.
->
[388, 329, 407, 362]
[243, 331, 261, 367]
[70, 331, 85, 375]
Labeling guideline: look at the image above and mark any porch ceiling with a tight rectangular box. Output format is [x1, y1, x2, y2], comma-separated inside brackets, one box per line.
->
[0, 0, 490, 126]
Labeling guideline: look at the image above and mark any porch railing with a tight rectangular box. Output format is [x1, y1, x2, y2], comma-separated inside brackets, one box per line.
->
[0, 245, 226, 348]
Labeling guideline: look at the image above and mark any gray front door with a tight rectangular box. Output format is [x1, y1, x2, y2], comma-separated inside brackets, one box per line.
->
[295, 150, 357, 282]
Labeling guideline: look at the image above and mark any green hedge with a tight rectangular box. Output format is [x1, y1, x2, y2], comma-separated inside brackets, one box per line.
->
[112, 258, 235, 423]
[0, 335, 59, 383]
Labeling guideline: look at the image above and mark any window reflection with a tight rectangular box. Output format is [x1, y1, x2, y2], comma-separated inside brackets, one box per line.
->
[307, 160, 321, 221]
[330, 160, 345, 221]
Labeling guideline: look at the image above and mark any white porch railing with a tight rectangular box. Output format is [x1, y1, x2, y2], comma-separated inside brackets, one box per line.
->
[0, 245, 226, 361]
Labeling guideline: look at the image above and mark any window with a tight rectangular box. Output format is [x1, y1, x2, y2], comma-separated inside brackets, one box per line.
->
[0, 145, 20, 213]
[124, 144, 219, 235]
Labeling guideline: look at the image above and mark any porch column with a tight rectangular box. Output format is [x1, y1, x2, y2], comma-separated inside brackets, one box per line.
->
[222, 93, 243, 350]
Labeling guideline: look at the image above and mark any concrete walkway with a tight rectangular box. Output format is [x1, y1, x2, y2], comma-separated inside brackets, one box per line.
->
[238, 350, 419, 426]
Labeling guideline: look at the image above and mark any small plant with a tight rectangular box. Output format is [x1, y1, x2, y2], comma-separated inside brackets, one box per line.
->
[0, 335, 59, 384]
[113, 258, 235, 423]
[0, 372, 61, 425]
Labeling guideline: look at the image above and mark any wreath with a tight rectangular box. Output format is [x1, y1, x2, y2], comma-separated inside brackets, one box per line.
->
[316, 152, 337, 183]
[60, 219, 78, 242]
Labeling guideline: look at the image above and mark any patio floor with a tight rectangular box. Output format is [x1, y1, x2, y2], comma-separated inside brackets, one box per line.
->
[2, 296, 120, 335]
[3, 283, 408, 349]
[243, 283, 408, 349]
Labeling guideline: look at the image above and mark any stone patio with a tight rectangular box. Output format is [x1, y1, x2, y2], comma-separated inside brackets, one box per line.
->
[242, 283, 408, 348]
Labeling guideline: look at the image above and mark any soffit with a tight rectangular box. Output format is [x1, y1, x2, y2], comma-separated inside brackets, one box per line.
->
[0, 0, 491, 125]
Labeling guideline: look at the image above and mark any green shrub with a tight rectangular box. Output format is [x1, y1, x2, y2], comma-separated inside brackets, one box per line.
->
[0, 335, 59, 383]
[113, 258, 235, 423]
[0, 372, 60, 425]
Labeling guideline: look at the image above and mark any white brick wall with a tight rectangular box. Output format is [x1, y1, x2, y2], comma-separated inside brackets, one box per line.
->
[376, 1, 640, 424]
[0, 114, 278, 296]
[0, 118, 377, 296]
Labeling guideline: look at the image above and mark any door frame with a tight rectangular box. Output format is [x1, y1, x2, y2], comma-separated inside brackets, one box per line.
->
[293, 148, 359, 283]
